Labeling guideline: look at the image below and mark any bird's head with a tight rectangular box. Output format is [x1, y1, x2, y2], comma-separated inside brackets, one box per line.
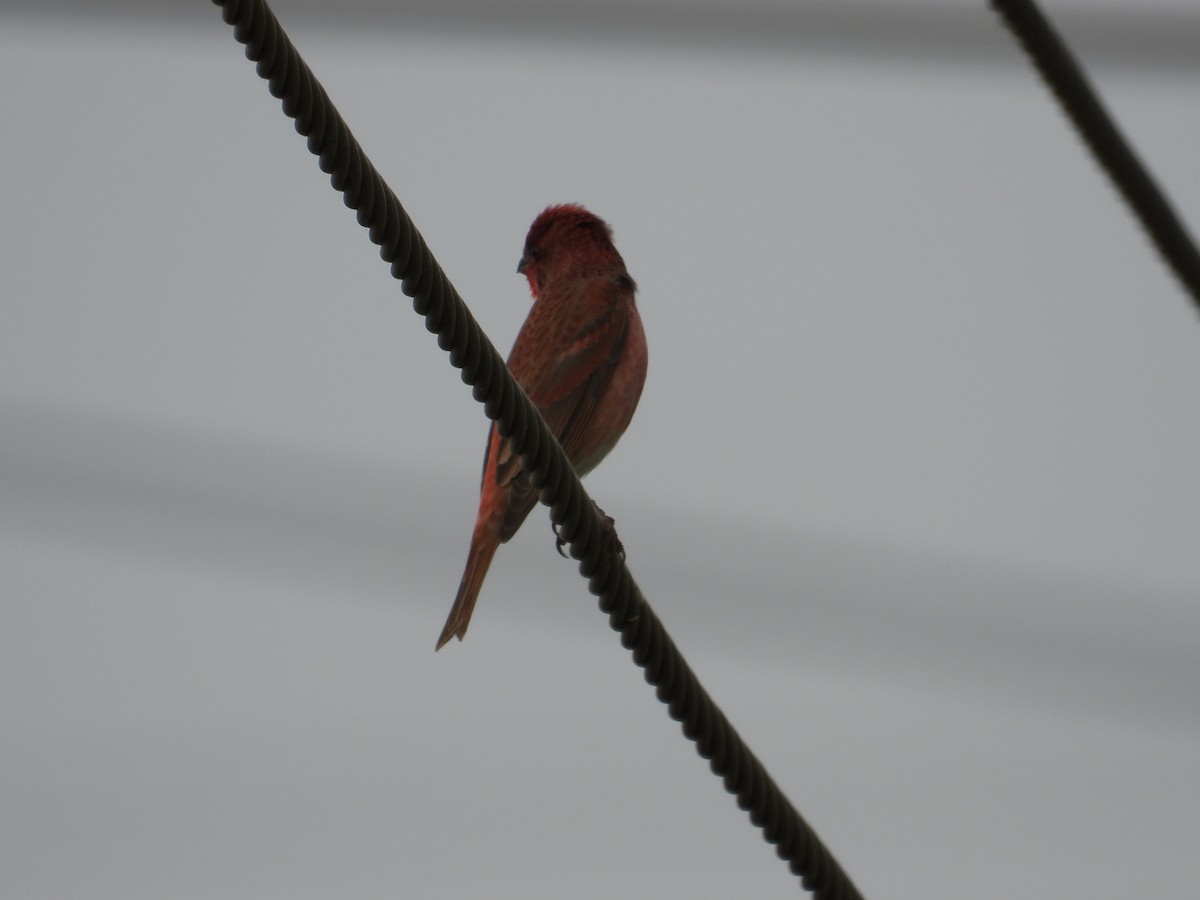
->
[517, 204, 624, 296]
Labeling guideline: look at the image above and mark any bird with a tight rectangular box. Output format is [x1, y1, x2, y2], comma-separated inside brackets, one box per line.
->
[436, 204, 648, 650]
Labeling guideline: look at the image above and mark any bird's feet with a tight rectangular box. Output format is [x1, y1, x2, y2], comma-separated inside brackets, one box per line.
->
[595, 504, 626, 561]
[554, 501, 625, 560]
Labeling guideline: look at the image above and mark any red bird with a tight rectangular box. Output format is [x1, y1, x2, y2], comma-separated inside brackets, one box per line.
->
[436, 205, 648, 649]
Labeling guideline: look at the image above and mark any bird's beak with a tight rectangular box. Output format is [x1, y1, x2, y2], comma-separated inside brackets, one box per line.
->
[516, 254, 529, 276]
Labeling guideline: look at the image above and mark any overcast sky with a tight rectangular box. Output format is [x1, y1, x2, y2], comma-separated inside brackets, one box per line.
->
[3, 4, 1199, 899]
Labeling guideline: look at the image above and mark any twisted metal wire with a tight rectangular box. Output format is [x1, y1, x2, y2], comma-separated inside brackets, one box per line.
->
[212, 1, 863, 896]
[992, 0, 1200, 315]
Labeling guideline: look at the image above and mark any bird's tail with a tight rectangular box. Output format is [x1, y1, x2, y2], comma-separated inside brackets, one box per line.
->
[436, 533, 500, 650]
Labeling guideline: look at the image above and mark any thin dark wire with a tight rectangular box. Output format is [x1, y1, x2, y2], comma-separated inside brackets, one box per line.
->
[991, 0, 1200, 315]
[211, 1, 863, 896]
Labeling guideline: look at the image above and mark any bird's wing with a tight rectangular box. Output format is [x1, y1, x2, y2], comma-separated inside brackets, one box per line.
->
[527, 296, 630, 464]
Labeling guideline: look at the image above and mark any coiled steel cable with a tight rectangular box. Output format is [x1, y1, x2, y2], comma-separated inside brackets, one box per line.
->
[992, 0, 1200, 314]
[211, 1, 864, 896]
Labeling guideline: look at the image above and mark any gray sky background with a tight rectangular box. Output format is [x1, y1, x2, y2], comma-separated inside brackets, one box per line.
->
[2, 3, 1199, 898]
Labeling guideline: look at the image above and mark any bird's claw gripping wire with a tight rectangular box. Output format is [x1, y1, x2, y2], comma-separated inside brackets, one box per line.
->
[555, 502, 625, 561]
